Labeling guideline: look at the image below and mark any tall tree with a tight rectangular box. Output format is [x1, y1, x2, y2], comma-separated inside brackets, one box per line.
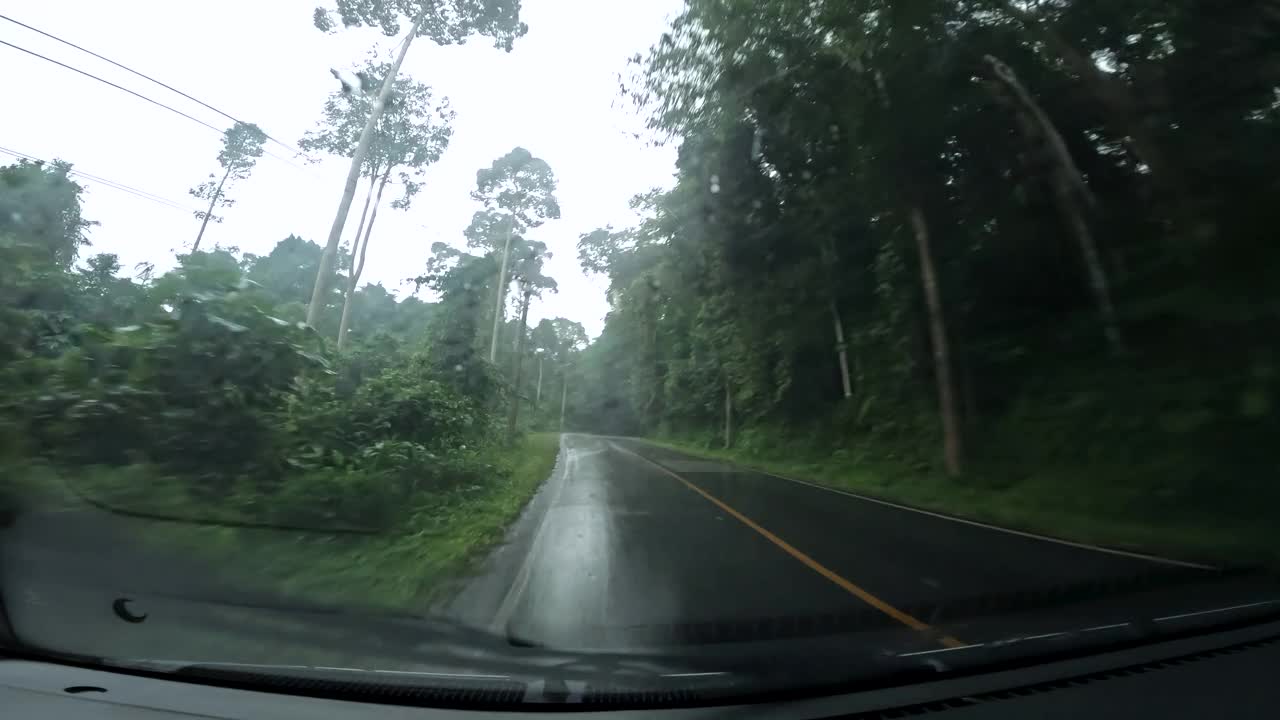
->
[0, 158, 95, 363]
[305, 0, 529, 327]
[468, 148, 561, 363]
[0, 159, 92, 269]
[302, 55, 455, 348]
[415, 241, 500, 398]
[502, 239, 557, 444]
[982, 54, 1124, 356]
[189, 122, 267, 252]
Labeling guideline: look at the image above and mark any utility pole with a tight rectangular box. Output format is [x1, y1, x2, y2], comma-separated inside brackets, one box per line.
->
[306, 13, 423, 327]
[488, 220, 514, 364]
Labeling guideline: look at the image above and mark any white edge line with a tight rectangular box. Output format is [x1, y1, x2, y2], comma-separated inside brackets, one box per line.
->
[1007, 631, 1068, 642]
[1081, 622, 1131, 633]
[898, 644, 983, 657]
[1154, 600, 1277, 623]
[489, 434, 574, 633]
[632, 441, 1215, 571]
[662, 671, 730, 678]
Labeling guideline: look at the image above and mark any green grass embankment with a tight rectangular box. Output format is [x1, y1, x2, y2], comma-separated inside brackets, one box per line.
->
[204, 432, 563, 609]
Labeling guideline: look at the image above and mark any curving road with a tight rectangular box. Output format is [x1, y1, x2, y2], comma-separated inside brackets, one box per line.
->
[446, 434, 1223, 654]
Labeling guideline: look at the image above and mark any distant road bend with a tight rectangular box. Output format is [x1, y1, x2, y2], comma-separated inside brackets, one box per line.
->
[447, 434, 1217, 654]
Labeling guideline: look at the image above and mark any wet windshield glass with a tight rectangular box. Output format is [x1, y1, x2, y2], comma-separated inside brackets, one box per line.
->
[1, 0, 1278, 702]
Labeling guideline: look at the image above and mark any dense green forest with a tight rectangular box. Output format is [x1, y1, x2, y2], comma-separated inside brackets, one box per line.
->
[568, 0, 1280, 561]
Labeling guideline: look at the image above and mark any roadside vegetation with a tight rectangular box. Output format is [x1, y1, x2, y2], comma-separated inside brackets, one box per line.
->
[567, 0, 1280, 568]
[0, 1, 580, 604]
[151, 432, 561, 609]
[0, 155, 572, 606]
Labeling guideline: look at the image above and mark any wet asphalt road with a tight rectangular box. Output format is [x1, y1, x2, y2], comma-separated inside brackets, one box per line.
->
[447, 434, 1221, 653]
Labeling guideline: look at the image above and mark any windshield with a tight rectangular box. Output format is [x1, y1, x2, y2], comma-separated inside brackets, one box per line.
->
[2, 0, 1279, 705]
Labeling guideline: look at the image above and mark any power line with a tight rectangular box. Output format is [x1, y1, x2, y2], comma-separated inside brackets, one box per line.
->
[0, 145, 196, 214]
[0, 38, 224, 134]
[0, 13, 305, 158]
[0, 36, 327, 184]
[0, 146, 191, 212]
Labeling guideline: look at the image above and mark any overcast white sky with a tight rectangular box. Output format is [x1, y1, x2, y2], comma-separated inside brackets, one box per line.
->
[0, 0, 682, 336]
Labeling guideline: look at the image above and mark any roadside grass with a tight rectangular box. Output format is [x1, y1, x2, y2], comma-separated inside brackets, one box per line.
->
[1, 459, 77, 521]
[644, 435, 1280, 569]
[186, 432, 563, 610]
[16, 433, 562, 612]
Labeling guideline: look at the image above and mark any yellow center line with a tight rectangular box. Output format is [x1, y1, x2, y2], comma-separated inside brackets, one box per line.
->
[611, 443, 965, 649]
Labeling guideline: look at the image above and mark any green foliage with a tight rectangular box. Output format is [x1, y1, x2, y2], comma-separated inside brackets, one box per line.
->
[471, 147, 561, 237]
[313, 0, 529, 51]
[299, 52, 456, 206]
[156, 433, 562, 610]
[0, 165, 539, 536]
[189, 122, 268, 235]
[27, 286, 328, 477]
[0, 159, 92, 270]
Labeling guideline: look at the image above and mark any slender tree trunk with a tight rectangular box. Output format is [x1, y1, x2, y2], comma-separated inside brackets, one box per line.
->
[559, 372, 568, 433]
[851, 337, 865, 404]
[337, 167, 391, 349]
[991, 0, 1180, 200]
[192, 165, 232, 253]
[910, 207, 962, 476]
[866, 66, 960, 471]
[505, 289, 533, 445]
[488, 223, 515, 364]
[644, 307, 665, 429]
[723, 374, 733, 449]
[332, 171, 379, 339]
[347, 169, 380, 266]
[984, 55, 1094, 207]
[831, 300, 854, 399]
[306, 14, 423, 327]
[535, 355, 543, 406]
[1054, 176, 1125, 355]
[984, 56, 1125, 355]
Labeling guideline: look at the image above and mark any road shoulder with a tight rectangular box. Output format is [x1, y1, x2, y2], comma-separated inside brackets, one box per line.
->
[437, 433, 569, 630]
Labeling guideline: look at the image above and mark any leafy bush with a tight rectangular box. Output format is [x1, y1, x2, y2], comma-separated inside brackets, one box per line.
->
[20, 283, 329, 481]
[0, 160, 530, 543]
[0, 229, 513, 533]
